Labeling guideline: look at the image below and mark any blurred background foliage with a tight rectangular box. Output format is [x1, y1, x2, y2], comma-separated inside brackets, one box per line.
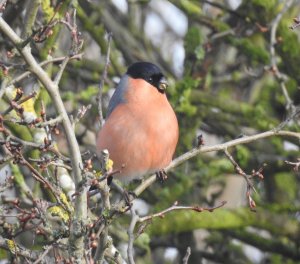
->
[1, 0, 300, 263]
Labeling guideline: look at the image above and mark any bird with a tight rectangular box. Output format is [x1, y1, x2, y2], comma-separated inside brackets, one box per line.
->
[96, 62, 179, 182]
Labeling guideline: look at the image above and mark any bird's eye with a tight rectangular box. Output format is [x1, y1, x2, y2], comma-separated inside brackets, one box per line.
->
[148, 77, 153, 83]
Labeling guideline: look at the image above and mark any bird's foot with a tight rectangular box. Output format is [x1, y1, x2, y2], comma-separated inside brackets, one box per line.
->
[123, 190, 137, 208]
[156, 169, 168, 183]
[107, 175, 114, 185]
[110, 181, 136, 208]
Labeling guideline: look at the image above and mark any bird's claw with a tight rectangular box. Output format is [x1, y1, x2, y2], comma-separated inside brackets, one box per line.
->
[156, 169, 168, 183]
[107, 175, 113, 185]
[123, 190, 137, 209]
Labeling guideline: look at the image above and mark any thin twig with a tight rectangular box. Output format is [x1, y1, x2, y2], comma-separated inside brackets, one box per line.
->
[127, 208, 139, 264]
[224, 149, 256, 192]
[125, 201, 225, 264]
[93, 181, 111, 262]
[0, 0, 7, 13]
[94, 224, 108, 263]
[54, 57, 70, 85]
[182, 247, 191, 264]
[35, 115, 63, 127]
[269, 0, 295, 111]
[224, 149, 259, 211]
[200, 0, 244, 19]
[4, 115, 62, 129]
[40, 100, 52, 144]
[72, 104, 92, 129]
[33, 244, 53, 264]
[285, 159, 300, 171]
[274, 106, 300, 131]
[0, 135, 45, 149]
[0, 237, 39, 260]
[1, 91, 37, 116]
[138, 201, 227, 222]
[290, 16, 300, 29]
[28, 157, 73, 171]
[5, 54, 83, 90]
[97, 32, 112, 128]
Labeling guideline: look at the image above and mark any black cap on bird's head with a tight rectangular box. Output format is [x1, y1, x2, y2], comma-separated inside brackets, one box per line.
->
[126, 62, 168, 93]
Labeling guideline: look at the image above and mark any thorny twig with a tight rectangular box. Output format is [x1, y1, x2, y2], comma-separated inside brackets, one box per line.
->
[3, 115, 63, 130]
[93, 150, 112, 262]
[52, 12, 82, 84]
[289, 15, 300, 29]
[21, 7, 83, 55]
[33, 244, 54, 264]
[274, 106, 300, 131]
[224, 149, 265, 211]
[2, 136, 69, 213]
[20, 2, 63, 47]
[72, 104, 92, 129]
[285, 159, 300, 171]
[1, 91, 37, 116]
[126, 201, 226, 263]
[40, 101, 52, 144]
[139, 201, 227, 222]
[4, 54, 83, 91]
[29, 157, 72, 171]
[0, 173, 14, 193]
[0, 136, 48, 149]
[0, 0, 7, 14]
[0, 237, 39, 260]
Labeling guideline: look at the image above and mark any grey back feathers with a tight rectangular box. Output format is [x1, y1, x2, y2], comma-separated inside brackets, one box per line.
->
[106, 75, 129, 118]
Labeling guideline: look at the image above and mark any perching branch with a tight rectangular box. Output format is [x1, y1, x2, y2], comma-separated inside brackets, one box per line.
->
[134, 129, 300, 196]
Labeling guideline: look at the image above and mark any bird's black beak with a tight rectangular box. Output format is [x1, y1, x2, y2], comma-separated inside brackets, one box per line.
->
[158, 77, 168, 93]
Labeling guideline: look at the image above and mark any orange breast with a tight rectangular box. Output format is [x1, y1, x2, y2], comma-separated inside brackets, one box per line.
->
[96, 78, 178, 181]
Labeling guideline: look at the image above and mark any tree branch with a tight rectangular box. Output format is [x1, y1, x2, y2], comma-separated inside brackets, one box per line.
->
[225, 229, 300, 261]
[269, 0, 296, 111]
[0, 16, 87, 262]
[21, 0, 41, 38]
[127, 208, 139, 264]
[5, 53, 83, 90]
[0, 236, 39, 260]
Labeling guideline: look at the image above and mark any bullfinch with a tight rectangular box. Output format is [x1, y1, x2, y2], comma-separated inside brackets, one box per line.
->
[96, 62, 179, 181]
